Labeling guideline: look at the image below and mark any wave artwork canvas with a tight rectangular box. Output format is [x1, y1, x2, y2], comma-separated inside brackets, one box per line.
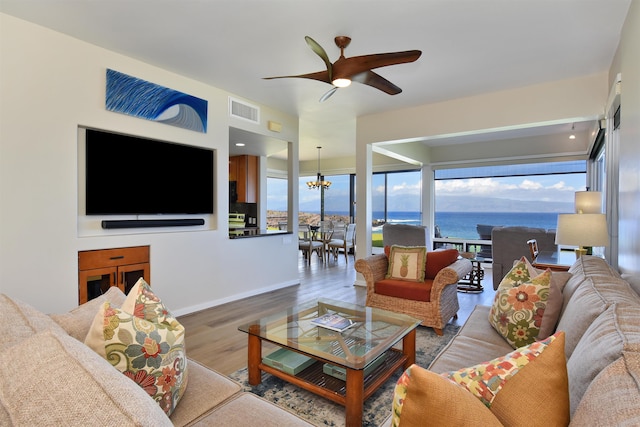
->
[106, 69, 208, 133]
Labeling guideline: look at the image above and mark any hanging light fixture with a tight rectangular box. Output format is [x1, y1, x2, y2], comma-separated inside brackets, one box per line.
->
[569, 123, 576, 140]
[307, 146, 331, 190]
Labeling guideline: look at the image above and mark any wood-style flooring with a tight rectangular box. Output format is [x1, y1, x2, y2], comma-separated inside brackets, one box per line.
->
[178, 252, 495, 375]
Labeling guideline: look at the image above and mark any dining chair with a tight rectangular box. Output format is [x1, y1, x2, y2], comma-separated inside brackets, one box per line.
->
[331, 221, 346, 240]
[298, 224, 324, 265]
[328, 223, 356, 262]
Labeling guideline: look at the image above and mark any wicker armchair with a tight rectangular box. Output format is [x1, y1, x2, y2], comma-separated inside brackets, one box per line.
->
[355, 254, 472, 335]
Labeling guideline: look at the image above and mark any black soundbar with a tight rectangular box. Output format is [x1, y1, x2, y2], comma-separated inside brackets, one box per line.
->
[101, 219, 205, 229]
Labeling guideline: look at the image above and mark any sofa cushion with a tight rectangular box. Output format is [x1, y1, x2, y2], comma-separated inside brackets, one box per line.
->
[374, 278, 433, 302]
[194, 392, 314, 426]
[50, 286, 127, 341]
[169, 359, 242, 426]
[391, 364, 502, 427]
[570, 351, 640, 426]
[0, 294, 66, 349]
[555, 276, 610, 358]
[85, 279, 188, 416]
[587, 274, 640, 305]
[399, 333, 569, 426]
[429, 305, 513, 373]
[386, 245, 426, 282]
[425, 249, 459, 280]
[568, 254, 621, 279]
[529, 261, 570, 339]
[562, 256, 619, 304]
[0, 329, 171, 426]
[489, 258, 552, 348]
[443, 332, 569, 426]
[566, 304, 640, 415]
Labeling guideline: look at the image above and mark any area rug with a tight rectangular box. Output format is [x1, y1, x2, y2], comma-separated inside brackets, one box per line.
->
[229, 324, 460, 427]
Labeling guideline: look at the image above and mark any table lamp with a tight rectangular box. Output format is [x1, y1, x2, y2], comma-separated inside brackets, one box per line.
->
[555, 213, 609, 258]
[575, 191, 602, 214]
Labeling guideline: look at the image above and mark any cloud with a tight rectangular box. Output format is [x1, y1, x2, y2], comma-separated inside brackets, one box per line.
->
[436, 176, 583, 203]
[390, 181, 422, 194]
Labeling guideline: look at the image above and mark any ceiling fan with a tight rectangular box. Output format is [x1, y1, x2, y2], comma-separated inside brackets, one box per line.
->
[264, 36, 422, 102]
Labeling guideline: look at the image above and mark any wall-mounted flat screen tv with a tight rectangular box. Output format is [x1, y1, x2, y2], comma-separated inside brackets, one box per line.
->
[85, 129, 214, 215]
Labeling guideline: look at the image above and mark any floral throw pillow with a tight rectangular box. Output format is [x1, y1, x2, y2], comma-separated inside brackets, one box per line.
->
[391, 364, 502, 427]
[489, 258, 552, 348]
[85, 279, 188, 416]
[391, 332, 568, 427]
[386, 245, 427, 282]
[496, 257, 532, 288]
[443, 332, 569, 425]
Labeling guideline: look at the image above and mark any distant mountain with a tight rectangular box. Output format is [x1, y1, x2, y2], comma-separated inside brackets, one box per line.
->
[435, 195, 573, 213]
[299, 194, 573, 214]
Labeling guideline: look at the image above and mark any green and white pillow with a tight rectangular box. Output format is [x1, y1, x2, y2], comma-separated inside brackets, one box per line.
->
[489, 258, 552, 348]
[85, 279, 188, 416]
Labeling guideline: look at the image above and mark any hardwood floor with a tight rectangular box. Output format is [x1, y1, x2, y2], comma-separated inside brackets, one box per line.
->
[178, 253, 495, 375]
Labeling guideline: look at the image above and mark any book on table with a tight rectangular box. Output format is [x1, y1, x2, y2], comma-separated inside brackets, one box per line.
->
[311, 313, 356, 332]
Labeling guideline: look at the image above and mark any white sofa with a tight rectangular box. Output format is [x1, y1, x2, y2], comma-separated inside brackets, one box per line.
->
[382, 256, 640, 425]
[0, 287, 313, 426]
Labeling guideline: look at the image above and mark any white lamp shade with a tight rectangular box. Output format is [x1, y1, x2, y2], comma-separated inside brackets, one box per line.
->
[575, 191, 602, 214]
[555, 213, 609, 247]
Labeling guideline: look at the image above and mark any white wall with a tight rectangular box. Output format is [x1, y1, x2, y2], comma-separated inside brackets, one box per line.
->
[613, 0, 640, 275]
[353, 72, 620, 265]
[352, 1, 640, 276]
[0, 14, 300, 314]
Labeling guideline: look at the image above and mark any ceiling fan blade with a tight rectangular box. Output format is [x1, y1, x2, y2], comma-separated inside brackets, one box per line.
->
[351, 71, 402, 95]
[305, 36, 333, 81]
[334, 50, 421, 79]
[319, 87, 338, 102]
[263, 70, 330, 84]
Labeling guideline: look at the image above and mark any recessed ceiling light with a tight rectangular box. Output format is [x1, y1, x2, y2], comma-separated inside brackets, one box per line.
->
[235, 143, 245, 147]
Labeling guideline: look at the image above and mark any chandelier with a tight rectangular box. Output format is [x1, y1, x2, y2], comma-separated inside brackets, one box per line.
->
[307, 146, 331, 190]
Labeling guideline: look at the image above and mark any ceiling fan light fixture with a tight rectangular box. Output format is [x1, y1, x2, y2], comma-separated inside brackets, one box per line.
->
[332, 78, 351, 88]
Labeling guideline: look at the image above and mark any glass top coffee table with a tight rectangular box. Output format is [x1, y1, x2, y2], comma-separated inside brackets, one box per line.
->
[238, 298, 421, 426]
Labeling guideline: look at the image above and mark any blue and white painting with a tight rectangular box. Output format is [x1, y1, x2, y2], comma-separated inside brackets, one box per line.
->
[106, 69, 208, 133]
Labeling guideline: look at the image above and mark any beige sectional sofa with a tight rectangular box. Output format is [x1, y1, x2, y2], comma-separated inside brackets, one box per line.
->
[421, 256, 640, 425]
[0, 287, 313, 426]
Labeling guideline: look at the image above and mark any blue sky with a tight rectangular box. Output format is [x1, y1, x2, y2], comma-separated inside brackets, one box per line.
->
[267, 172, 586, 213]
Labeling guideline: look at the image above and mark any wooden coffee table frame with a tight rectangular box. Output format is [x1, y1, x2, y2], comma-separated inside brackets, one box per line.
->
[246, 323, 416, 427]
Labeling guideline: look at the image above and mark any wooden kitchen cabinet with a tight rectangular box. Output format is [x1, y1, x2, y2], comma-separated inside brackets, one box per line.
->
[78, 246, 150, 304]
[229, 155, 258, 203]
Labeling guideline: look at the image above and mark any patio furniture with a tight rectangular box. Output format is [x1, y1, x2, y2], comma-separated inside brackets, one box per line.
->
[491, 226, 556, 289]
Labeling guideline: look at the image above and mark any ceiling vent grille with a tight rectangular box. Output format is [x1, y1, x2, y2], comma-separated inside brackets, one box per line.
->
[229, 97, 260, 124]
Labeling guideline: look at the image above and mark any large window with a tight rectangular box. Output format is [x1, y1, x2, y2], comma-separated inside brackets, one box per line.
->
[434, 161, 586, 240]
[372, 170, 422, 225]
[372, 170, 422, 246]
[266, 177, 287, 229]
[298, 174, 352, 225]
[298, 170, 421, 245]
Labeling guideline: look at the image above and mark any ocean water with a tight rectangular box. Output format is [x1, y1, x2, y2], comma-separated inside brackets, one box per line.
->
[434, 212, 558, 240]
[326, 210, 559, 240]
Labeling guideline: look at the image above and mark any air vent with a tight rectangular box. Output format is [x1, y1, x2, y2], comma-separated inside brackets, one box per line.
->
[229, 97, 260, 124]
